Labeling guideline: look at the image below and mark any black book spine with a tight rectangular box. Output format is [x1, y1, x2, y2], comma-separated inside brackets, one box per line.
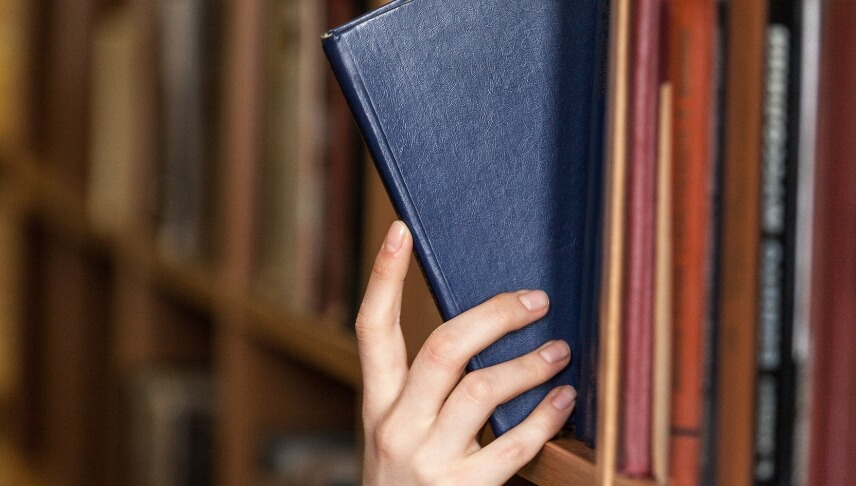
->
[754, 1, 799, 484]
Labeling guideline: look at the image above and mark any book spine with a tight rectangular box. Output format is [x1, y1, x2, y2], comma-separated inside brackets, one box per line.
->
[700, 3, 728, 485]
[576, 0, 611, 448]
[715, 1, 767, 485]
[790, 0, 820, 483]
[754, 1, 799, 483]
[322, 0, 365, 319]
[619, 0, 661, 476]
[807, 1, 856, 484]
[668, 1, 717, 484]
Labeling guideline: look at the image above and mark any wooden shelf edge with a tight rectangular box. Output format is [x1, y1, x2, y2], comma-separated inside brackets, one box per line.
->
[242, 299, 362, 388]
[514, 436, 656, 486]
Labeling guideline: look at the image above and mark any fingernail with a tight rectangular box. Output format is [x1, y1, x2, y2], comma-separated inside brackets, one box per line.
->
[539, 340, 570, 363]
[551, 386, 576, 410]
[384, 221, 407, 253]
[518, 290, 549, 311]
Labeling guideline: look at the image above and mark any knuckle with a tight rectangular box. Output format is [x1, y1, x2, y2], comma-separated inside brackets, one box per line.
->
[528, 410, 559, 438]
[487, 293, 523, 325]
[459, 373, 496, 405]
[372, 420, 400, 460]
[521, 353, 549, 381]
[422, 327, 462, 371]
[411, 453, 441, 484]
[354, 309, 373, 342]
[370, 252, 398, 282]
[498, 438, 534, 464]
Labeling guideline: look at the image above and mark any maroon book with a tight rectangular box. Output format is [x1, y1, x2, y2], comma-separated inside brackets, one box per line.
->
[807, 1, 856, 484]
[321, 0, 363, 316]
[619, 0, 662, 477]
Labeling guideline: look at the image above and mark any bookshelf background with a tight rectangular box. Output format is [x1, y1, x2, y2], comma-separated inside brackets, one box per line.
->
[1, 0, 852, 485]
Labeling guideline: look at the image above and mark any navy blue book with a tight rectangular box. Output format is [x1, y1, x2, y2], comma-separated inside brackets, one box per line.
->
[323, 0, 606, 436]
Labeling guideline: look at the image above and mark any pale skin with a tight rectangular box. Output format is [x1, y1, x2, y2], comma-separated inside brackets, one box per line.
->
[357, 220, 577, 485]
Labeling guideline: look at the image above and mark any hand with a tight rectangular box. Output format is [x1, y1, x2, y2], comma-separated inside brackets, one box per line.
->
[356, 221, 576, 485]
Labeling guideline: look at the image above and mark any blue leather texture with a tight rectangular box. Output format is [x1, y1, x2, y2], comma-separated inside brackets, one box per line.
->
[323, 0, 604, 436]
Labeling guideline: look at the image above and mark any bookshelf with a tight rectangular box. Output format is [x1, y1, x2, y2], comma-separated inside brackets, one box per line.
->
[5, 0, 850, 485]
[0, 0, 652, 480]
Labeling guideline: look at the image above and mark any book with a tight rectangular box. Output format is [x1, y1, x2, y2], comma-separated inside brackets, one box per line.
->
[256, 0, 326, 314]
[807, 1, 856, 484]
[619, 0, 662, 476]
[790, 0, 821, 482]
[87, 4, 136, 237]
[652, 81, 673, 486]
[714, 2, 767, 486]
[0, 0, 28, 154]
[576, 0, 611, 449]
[323, 0, 606, 435]
[597, 0, 630, 480]
[320, 0, 365, 319]
[753, 1, 800, 483]
[126, 369, 215, 486]
[156, 0, 220, 263]
[259, 431, 359, 486]
[667, 1, 718, 485]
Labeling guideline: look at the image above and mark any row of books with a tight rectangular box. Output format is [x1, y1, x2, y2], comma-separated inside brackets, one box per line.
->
[86, 0, 368, 318]
[602, 0, 855, 484]
[322, 0, 854, 484]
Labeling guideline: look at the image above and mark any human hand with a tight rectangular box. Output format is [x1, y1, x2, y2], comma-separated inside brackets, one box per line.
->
[356, 221, 576, 485]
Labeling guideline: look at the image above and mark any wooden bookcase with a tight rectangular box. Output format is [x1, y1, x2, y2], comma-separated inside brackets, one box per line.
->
[0, 0, 657, 485]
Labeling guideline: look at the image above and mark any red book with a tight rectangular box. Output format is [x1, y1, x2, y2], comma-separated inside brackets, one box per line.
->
[619, 0, 662, 477]
[667, 1, 716, 485]
[807, 1, 856, 484]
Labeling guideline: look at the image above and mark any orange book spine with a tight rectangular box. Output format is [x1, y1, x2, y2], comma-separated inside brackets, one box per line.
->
[714, 1, 767, 485]
[667, 1, 717, 485]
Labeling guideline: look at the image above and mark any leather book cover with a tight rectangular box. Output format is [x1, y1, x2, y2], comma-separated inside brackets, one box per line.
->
[619, 0, 662, 476]
[667, 0, 717, 484]
[323, 0, 606, 435]
[714, 2, 766, 486]
[807, 1, 856, 484]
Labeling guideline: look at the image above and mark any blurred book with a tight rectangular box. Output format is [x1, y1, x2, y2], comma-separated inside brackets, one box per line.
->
[259, 431, 359, 486]
[255, 0, 326, 314]
[155, 0, 221, 263]
[87, 4, 137, 237]
[126, 369, 215, 486]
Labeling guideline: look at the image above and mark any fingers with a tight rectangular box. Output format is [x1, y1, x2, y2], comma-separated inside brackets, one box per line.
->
[356, 221, 412, 423]
[429, 339, 571, 450]
[463, 385, 576, 484]
[398, 289, 551, 420]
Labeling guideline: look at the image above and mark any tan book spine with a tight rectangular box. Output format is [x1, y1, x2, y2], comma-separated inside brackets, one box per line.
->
[597, 0, 631, 483]
[652, 82, 673, 486]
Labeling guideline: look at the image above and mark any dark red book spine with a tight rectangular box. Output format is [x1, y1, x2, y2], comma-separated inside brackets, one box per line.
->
[322, 0, 364, 317]
[807, 1, 856, 484]
[619, 0, 662, 477]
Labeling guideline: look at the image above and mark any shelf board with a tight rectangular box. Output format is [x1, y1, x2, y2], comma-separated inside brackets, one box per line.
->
[518, 436, 656, 486]
[241, 298, 361, 388]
